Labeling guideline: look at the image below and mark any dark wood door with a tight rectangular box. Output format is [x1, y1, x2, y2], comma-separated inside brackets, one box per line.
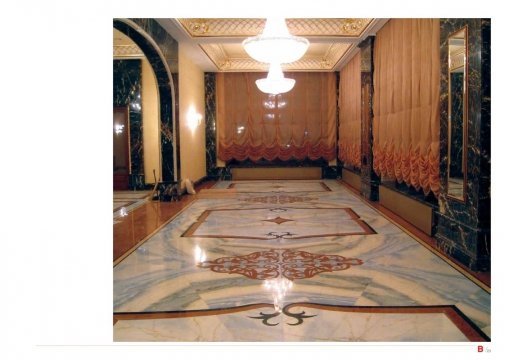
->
[113, 107, 130, 190]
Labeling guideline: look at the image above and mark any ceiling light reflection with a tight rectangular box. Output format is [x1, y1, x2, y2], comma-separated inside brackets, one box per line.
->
[263, 277, 293, 313]
[263, 94, 288, 110]
[194, 245, 207, 263]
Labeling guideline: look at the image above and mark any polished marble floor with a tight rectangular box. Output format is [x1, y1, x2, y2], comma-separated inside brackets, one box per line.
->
[113, 180, 490, 342]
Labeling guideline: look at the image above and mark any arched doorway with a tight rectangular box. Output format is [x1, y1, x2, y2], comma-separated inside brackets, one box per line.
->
[113, 19, 179, 189]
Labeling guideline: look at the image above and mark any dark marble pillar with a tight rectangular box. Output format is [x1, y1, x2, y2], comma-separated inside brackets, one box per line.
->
[436, 19, 491, 271]
[205, 73, 221, 179]
[358, 36, 380, 201]
[113, 19, 179, 183]
[324, 71, 340, 180]
[113, 59, 144, 189]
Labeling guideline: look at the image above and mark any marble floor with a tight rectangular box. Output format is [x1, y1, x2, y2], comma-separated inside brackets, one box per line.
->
[113, 180, 490, 342]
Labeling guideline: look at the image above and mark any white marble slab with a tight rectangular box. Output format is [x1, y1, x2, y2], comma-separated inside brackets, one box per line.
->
[113, 180, 490, 341]
[114, 304, 474, 342]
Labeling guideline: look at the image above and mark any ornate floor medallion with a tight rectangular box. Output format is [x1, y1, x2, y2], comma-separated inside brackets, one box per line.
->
[198, 249, 363, 280]
[263, 216, 293, 225]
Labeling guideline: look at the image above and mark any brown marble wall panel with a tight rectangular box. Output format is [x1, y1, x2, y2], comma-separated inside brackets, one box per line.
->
[436, 19, 490, 271]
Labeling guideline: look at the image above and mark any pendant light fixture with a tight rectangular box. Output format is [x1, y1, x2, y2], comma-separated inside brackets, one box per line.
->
[255, 63, 295, 95]
[243, 17, 309, 64]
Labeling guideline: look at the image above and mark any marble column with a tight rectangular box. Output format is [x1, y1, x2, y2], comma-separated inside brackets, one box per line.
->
[435, 19, 490, 271]
[205, 73, 220, 179]
[359, 36, 380, 201]
[323, 72, 340, 180]
[113, 19, 179, 183]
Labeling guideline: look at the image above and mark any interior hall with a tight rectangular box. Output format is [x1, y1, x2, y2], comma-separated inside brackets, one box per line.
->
[112, 17, 491, 342]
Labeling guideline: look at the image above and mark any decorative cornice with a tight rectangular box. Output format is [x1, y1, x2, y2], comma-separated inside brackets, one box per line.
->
[174, 18, 374, 72]
[178, 18, 373, 37]
[201, 43, 351, 71]
[113, 44, 144, 58]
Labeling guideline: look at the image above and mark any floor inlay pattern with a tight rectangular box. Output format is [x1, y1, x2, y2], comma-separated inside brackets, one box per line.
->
[113, 180, 490, 341]
[113, 303, 489, 342]
[182, 207, 375, 240]
[241, 195, 319, 204]
[198, 248, 363, 280]
[222, 181, 332, 193]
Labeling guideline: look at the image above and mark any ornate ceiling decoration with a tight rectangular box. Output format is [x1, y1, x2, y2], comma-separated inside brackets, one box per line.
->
[177, 18, 373, 37]
[201, 43, 352, 71]
[113, 44, 144, 58]
[113, 28, 144, 58]
[175, 18, 375, 72]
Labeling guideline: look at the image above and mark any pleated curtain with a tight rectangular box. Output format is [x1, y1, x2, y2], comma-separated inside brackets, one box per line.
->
[338, 51, 362, 168]
[216, 72, 337, 162]
[373, 18, 441, 195]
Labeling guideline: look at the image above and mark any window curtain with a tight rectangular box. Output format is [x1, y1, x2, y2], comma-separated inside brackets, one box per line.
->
[338, 51, 361, 168]
[373, 18, 440, 195]
[217, 72, 337, 162]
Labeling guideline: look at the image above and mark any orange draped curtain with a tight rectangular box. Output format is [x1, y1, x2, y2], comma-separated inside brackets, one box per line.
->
[338, 51, 361, 168]
[217, 72, 337, 162]
[373, 18, 440, 195]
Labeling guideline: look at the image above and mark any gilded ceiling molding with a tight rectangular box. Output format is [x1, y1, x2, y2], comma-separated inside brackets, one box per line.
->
[179, 18, 265, 37]
[321, 43, 352, 69]
[201, 42, 352, 71]
[286, 18, 373, 36]
[200, 44, 230, 69]
[113, 44, 144, 58]
[178, 18, 373, 37]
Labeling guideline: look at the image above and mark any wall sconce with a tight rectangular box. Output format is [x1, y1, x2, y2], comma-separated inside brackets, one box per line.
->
[187, 107, 203, 131]
[114, 124, 125, 135]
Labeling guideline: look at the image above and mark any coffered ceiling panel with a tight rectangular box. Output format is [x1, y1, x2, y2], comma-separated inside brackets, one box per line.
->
[113, 28, 144, 59]
[155, 18, 388, 72]
[177, 18, 374, 38]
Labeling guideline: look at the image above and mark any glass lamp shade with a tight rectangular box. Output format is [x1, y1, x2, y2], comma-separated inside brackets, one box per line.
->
[242, 18, 309, 64]
[256, 63, 295, 95]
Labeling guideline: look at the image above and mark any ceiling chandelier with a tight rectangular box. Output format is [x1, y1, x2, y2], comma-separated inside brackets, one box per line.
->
[242, 18, 309, 64]
[255, 63, 295, 95]
[243, 18, 309, 95]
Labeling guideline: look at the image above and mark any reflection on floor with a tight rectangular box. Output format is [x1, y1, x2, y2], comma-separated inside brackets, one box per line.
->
[113, 190, 151, 221]
[113, 180, 490, 342]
